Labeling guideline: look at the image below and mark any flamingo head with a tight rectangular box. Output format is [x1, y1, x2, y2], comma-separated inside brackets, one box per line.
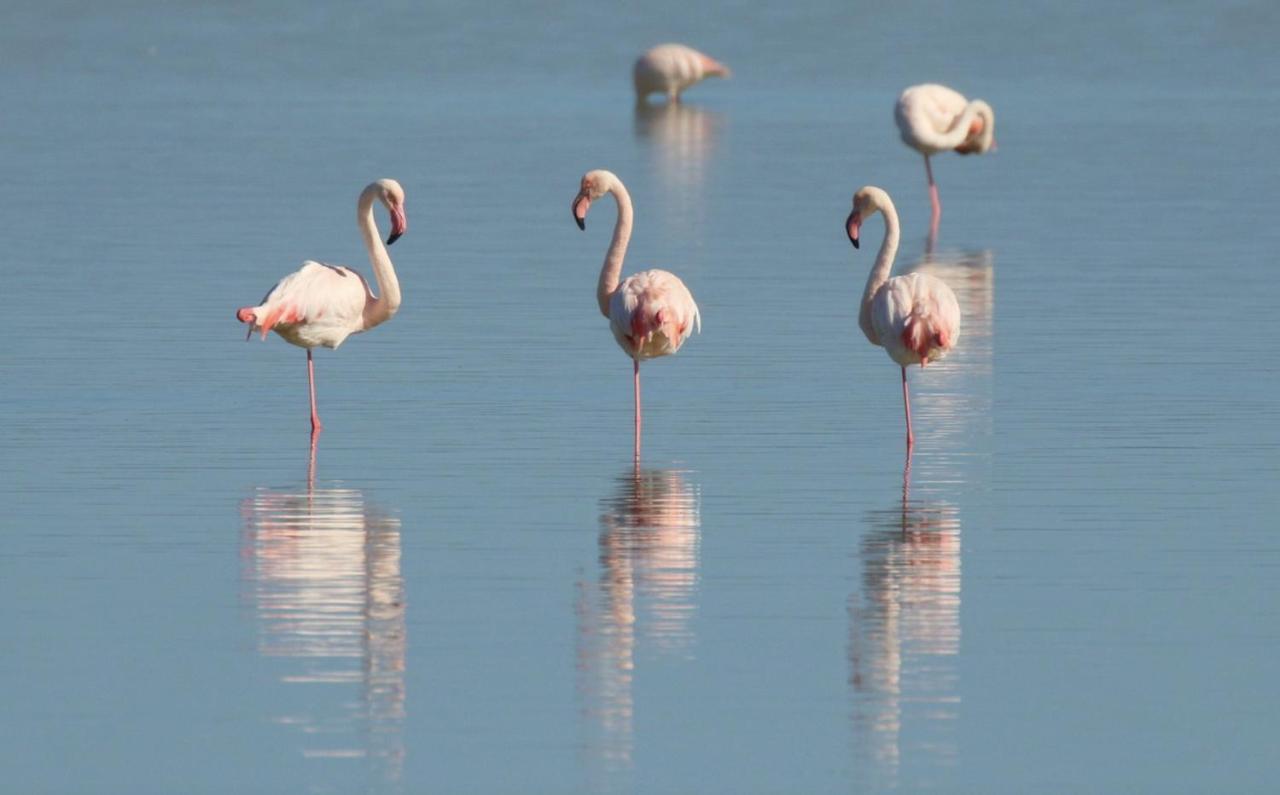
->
[954, 101, 996, 155]
[572, 169, 618, 230]
[373, 178, 408, 245]
[698, 53, 732, 79]
[846, 186, 892, 249]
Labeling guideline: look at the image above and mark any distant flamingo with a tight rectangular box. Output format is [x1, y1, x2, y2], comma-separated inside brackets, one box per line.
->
[236, 179, 407, 434]
[634, 44, 730, 103]
[573, 169, 701, 459]
[895, 84, 996, 237]
[846, 186, 960, 449]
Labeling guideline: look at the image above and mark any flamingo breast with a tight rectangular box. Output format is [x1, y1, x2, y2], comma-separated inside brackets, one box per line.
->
[608, 269, 701, 361]
[871, 273, 961, 367]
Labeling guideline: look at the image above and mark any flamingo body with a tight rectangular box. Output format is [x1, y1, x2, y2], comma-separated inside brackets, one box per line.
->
[634, 44, 730, 102]
[870, 271, 961, 368]
[238, 261, 371, 349]
[609, 269, 701, 361]
[894, 84, 993, 156]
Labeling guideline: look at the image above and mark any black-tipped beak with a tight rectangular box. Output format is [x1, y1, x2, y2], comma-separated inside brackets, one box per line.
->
[846, 210, 861, 249]
[572, 194, 590, 230]
[386, 204, 407, 246]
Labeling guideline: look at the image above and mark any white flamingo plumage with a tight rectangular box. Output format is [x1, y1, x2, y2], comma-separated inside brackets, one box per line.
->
[894, 84, 996, 236]
[633, 44, 730, 103]
[846, 186, 960, 449]
[236, 179, 407, 435]
[573, 169, 701, 459]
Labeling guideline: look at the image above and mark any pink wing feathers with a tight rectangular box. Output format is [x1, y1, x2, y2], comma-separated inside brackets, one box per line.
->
[237, 261, 370, 348]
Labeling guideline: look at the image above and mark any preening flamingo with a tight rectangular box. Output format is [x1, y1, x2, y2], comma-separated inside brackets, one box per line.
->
[846, 186, 960, 449]
[634, 44, 730, 103]
[894, 84, 996, 236]
[572, 169, 701, 459]
[236, 179, 407, 434]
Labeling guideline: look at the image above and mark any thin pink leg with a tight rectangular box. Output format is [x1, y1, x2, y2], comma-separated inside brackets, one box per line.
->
[633, 359, 642, 461]
[307, 349, 323, 433]
[925, 155, 941, 235]
[901, 366, 915, 450]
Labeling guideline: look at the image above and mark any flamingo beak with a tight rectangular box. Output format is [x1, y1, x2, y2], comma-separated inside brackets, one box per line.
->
[846, 210, 861, 249]
[386, 204, 407, 245]
[573, 194, 590, 230]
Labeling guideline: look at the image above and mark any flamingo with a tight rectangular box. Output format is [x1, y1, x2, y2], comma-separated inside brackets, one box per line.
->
[894, 84, 996, 238]
[572, 169, 701, 459]
[633, 44, 730, 103]
[236, 179, 407, 435]
[846, 186, 960, 450]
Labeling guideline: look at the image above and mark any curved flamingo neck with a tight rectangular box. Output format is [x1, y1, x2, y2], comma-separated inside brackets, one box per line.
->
[919, 101, 989, 151]
[597, 178, 634, 317]
[358, 188, 400, 330]
[858, 197, 900, 345]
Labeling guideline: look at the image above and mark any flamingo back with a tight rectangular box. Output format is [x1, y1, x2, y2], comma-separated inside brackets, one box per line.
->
[895, 84, 972, 153]
[871, 272, 961, 368]
[609, 269, 701, 361]
[239, 261, 370, 349]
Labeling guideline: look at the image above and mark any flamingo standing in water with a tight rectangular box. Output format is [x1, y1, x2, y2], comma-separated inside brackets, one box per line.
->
[895, 84, 996, 237]
[846, 186, 960, 449]
[236, 179, 407, 435]
[572, 169, 701, 459]
[633, 44, 730, 103]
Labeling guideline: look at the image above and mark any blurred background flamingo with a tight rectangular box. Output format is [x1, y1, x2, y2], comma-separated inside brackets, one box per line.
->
[633, 44, 730, 103]
[895, 84, 996, 239]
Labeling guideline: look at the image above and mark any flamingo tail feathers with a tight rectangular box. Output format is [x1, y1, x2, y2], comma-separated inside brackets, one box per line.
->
[901, 310, 949, 366]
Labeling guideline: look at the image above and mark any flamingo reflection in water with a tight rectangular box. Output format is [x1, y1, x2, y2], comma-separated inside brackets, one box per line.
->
[849, 458, 961, 787]
[902, 248, 995, 455]
[576, 468, 701, 782]
[634, 101, 722, 229]
[240, 446, 406, 786]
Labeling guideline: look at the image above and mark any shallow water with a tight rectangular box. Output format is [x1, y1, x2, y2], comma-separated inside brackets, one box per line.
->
[2, 1, 1279, 792]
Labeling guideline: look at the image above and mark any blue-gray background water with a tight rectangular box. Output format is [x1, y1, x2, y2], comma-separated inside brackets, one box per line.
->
[3, 1, 1278, 792]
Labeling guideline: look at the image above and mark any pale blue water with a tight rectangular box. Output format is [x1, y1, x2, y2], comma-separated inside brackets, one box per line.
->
[3, 1, 1279, 792]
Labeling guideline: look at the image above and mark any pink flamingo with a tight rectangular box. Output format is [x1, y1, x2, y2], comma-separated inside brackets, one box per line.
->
[634, 44, 730, 103]
[573, 169, 701, 459]
[846, 186, 960, 449]
[894, 84, 996, 238]
[236, 179, 407, 435]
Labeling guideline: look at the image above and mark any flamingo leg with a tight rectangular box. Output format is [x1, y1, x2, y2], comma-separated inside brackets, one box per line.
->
[307, 349, 323, 434]
[901, 366, 915, 450]
[633, 359, 642, 461]
[924, 155, 941, 235]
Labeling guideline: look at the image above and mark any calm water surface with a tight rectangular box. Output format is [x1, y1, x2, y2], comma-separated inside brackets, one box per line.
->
[3, 1, 1279, 792]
